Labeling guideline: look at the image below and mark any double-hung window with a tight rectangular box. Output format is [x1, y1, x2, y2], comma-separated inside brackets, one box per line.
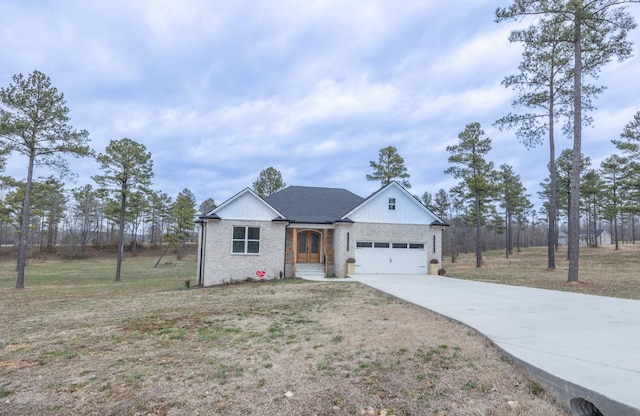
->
[232, 226, 260, 254]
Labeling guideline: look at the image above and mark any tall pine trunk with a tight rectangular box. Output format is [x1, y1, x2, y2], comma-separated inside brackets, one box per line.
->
[16, 152, 36, 289]
[475, 191, 482, 268]
[505, 210, 510, 259]
[548, 81, 557, 270]
[568, 3, 582, 282]
[613, 193, 619, 250]
[115, 186, 127, 282]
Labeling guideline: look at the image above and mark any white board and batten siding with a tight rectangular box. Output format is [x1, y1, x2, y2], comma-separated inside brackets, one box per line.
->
[345, 182, 439, 225]
[213, 189, 282, 221]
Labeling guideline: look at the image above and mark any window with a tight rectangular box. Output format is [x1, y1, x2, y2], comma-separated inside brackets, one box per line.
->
[392, 243, 408, 249]
[388, 198, 396, 210]
[374, 242, 390, 248]
[409, 243, 424, 249]
[356, 242, 373, 248]
[232, 226, 260, 254]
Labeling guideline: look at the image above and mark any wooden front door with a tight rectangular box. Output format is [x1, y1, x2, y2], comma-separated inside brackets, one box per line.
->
[297, 231, 321, 263]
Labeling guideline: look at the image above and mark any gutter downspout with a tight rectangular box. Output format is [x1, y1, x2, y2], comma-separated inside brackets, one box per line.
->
[283, 221, 290, 279]
[196, 219, 206, 287]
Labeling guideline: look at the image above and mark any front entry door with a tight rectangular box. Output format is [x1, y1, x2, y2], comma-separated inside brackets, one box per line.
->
[297, 231, 321, 263]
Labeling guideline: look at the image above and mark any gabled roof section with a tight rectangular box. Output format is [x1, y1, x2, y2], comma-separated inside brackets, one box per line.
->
[205, 188, 285, 221]
[265, 186, 364, 223]
[342, 181, 448, 226]
[579, 229, 605, 237]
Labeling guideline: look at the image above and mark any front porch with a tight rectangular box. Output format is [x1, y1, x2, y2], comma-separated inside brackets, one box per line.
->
[285, 226, 335, 278]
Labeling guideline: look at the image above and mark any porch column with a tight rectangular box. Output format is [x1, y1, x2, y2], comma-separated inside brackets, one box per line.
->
[322, 230, 328, 273]
[292, 228, 297, 276]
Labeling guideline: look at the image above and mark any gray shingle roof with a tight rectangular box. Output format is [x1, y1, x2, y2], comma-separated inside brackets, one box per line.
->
[265, 186, 364, 223]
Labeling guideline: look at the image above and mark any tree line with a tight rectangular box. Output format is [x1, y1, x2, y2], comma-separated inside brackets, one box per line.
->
[0, 71, 219, 287]
[0, 174, 217, 258]
[369, 110, 640, 271]
[495, 0, 639, 282]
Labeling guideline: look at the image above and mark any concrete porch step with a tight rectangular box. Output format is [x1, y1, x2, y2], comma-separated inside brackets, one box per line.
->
[295, 263, 325, 278]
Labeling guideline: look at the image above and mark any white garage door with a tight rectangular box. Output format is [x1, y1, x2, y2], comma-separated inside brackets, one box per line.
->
[354, 242, 427, 274]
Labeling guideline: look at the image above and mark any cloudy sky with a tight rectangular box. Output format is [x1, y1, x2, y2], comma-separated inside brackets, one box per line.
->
[2, 0, 640, 210]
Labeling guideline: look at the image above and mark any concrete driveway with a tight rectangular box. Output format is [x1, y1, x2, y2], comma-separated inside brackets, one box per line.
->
[349, 274, 640, 416]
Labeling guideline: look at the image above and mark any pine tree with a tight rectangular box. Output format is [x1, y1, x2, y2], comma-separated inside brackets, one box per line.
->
[253, 167, 286, 198]
[0, 70, 90, 288]
[366, 146, 411, 188]
[93, 138, 154, 281]
[445, 122, 497, 268]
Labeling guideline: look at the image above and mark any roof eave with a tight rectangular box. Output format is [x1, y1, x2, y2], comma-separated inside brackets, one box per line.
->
[287, 219, 335, 224]
[431, 221, 449, 227]
[199, 214, 220, 220]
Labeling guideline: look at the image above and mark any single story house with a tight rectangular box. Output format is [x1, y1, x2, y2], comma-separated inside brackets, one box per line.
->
[579, 229, 613, 246]
[196, 181, 447, 286]
[558, 229, 613, 246]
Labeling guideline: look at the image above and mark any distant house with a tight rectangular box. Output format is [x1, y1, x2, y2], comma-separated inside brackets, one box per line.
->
[195, 182, 447, 286]
[558, 231, 568, 246]
[580, 229, 612, 246]
[557, 229, 613, 246]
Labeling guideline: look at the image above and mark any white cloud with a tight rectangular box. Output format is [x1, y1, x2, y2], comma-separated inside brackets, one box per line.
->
[288, 78, 400, 125]
[1, 0, 639, 207]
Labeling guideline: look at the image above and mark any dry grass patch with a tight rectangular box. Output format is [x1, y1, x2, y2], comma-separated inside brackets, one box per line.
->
[1, 260, 566, 415]
[445, 244, 640, 300]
